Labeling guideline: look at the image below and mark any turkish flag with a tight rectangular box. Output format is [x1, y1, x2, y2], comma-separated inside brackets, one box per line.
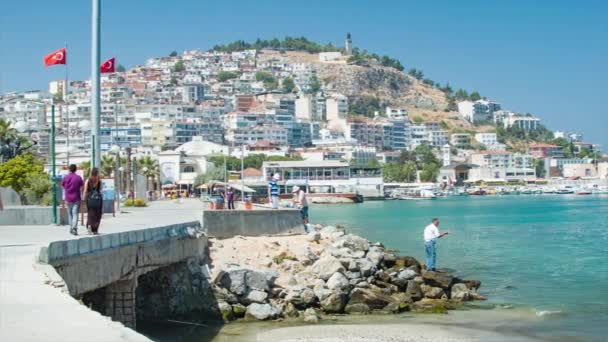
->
[100, 57, 115, 73]
[44, 48, 66, 66]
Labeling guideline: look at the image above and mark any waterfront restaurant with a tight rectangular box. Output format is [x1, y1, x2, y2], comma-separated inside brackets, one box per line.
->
[261, 160, 383, 198]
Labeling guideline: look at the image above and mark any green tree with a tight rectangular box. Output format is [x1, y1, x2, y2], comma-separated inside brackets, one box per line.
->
[115, 64, 126, 72]
[408, 68, 424, 80]
[402, 161, 418, 182]
[0, 154, 44, 193]
[454, 89, 469, 100]
[415, 144, 439, 166]
[255, 71, 278, 90]
[534, 159, 546, 179]
[172, 60, 185, 73]
[193, 166, 225, 187]
[169, 51, 178, 57]
[21, 173, 52, 205]
[308, 75, 322, 94]
[349, 96, 383, 117]
[282, 77, 296, 93]
[218, 71, 238, 82]
[420, 163, 440, 182]
[469, 91, 482, 101]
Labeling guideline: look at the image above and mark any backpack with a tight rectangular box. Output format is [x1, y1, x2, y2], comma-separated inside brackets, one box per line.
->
[87, 181, 103, 208]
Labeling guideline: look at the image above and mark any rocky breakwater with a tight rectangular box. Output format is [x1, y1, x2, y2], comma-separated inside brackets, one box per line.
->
[209, 225, 485, 322]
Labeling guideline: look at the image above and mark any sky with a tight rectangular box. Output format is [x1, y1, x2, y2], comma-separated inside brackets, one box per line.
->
[1, 0, 607, 148]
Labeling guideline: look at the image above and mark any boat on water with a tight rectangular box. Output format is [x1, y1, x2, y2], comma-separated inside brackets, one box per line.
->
[575, 189, 592, 195]
[466, 187, 486, 196]
[389, 188, 437, 200]
[556, 188, 575, 194]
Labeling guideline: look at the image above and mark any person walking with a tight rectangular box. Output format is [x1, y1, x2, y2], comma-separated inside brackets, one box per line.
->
[83, 168, 104, 235]
[423, 218, 449, 271]
[268, 173, 280, 209]
[225, 186, 235, 210]
[292, 186, 310, 232]
[61, 164, 84, 235]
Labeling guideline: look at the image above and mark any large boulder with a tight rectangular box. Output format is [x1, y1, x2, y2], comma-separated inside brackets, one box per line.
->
[326, 272, 350, 290]
[333, 234, 370, 252]
[344, 303, 371, 314]
[411, 298, 448, 314]
[383, 253, 397, 268]
[366, 249, 384, 266]
[422, 270, 454, 289]
[212, 285, 239, 304]
[358, 258, 377, 277]
[347, 287, 395, 311]
[246, 269, 276, 292]
[301, 287, 317, 305]
[217, 301, 234, 322]
[313, 285, 333, 302]
[302, 308, 320, 323]
[405, 280, 423, 301]
[395, 256, 420, 269]
[311, 255, 345, 281]
[245, 303, 278, 320]
[232, 303, 247, 318]
[449, 283, 471, 301]
[245, 289, 269, 304]
[420, 284, 447, 299]
[218, 267, 248, 295]
[320, 292, 348, 313]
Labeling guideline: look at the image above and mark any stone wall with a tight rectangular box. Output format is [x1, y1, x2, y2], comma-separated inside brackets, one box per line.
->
[202, 209, 303, 238]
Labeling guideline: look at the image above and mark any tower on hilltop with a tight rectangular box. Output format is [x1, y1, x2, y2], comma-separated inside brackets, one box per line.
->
[345, 33, 353, 55]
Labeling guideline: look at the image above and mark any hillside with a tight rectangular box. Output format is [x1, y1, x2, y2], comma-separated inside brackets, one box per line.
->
[258, 50, 476, 132]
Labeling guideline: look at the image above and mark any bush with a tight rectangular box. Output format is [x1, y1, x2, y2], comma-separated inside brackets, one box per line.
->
[21, 173, 52, 205]
[124, 198, 146, 207]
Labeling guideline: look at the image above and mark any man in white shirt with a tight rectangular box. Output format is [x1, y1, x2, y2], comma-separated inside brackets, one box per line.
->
[424, 218, 449, 271]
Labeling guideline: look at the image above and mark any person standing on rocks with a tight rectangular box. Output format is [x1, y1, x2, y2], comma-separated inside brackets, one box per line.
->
[61, 164, 84, 235]
[424, 218, 448, 271]
[291, 186, 309, 232]
[268, 173, 280, 209]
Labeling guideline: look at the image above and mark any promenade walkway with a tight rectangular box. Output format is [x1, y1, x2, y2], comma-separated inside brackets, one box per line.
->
[0, 199, 205, 342]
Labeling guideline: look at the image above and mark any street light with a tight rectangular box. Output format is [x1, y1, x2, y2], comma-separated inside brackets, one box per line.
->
[112, 145, 122, 213]
[13, 121, 28, 134]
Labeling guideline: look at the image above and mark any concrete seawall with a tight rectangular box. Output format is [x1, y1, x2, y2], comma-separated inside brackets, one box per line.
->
[202, 208, 303, 238]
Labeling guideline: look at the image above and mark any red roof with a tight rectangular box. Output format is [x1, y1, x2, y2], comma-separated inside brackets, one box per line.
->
[242, 168, 263, 177]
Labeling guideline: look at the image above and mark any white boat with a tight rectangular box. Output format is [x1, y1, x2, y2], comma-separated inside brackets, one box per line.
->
[556, 188, 575, 194]
[575, 189, 592, 195]
[389, 188, 436, 200]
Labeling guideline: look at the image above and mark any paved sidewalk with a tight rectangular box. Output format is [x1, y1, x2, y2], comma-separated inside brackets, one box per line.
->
[0, 199, 205, 342]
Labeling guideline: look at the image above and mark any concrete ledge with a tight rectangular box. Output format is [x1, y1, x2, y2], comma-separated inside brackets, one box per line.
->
[39, 221, 201, 264]
[202, 208, 303, 238]
[0, 206, 59, 225]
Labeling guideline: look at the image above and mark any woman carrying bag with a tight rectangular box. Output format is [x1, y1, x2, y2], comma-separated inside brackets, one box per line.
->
[83, 168, 103, 234]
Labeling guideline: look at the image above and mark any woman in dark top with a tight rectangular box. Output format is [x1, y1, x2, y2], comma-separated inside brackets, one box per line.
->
[83, 168, 103, 234]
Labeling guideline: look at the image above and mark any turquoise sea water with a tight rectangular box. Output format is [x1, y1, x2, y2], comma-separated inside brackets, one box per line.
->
[312, 195, 608, 341]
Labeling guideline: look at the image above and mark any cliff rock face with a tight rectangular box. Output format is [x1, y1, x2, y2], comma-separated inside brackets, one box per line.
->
[315, 63, 447, 111]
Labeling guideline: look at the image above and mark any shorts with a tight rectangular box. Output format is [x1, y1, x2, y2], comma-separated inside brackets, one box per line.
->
[271, 196, 279, 209]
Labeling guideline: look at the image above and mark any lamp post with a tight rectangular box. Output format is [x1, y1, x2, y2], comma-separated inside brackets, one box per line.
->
[51, 104, 58, 225]
[142, 166, 149, 201]
[110, 144, 121, 213]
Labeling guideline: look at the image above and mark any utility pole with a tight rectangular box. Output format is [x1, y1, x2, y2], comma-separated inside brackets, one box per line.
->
[51, 105, 58, 225]
[90, 0, 101, 167]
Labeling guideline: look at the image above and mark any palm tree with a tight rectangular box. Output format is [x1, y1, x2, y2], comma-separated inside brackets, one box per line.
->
[138, 156, 159, 194]
[0, 118, 19, 142]
[100, 155, 115, 177]
[403, 161, 418, 183]
[79, 161, 91, 177]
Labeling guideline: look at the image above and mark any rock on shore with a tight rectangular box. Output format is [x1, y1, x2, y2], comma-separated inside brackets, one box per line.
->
[208, 225, 485, 322]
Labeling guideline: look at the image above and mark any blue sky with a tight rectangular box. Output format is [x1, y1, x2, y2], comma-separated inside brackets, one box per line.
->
[2, 0, 607, 148]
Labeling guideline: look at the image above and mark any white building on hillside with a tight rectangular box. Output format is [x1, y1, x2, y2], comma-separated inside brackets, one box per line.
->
[458, 100, 501, 123]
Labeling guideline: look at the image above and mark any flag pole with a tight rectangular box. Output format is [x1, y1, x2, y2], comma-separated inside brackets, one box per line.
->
[65, 41, 70, 167]
[91, 0, 101, 168]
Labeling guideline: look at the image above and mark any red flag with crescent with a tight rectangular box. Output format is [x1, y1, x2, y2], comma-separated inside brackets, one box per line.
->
[43, 48, 66, 66]
[100, 57, 115, 73]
